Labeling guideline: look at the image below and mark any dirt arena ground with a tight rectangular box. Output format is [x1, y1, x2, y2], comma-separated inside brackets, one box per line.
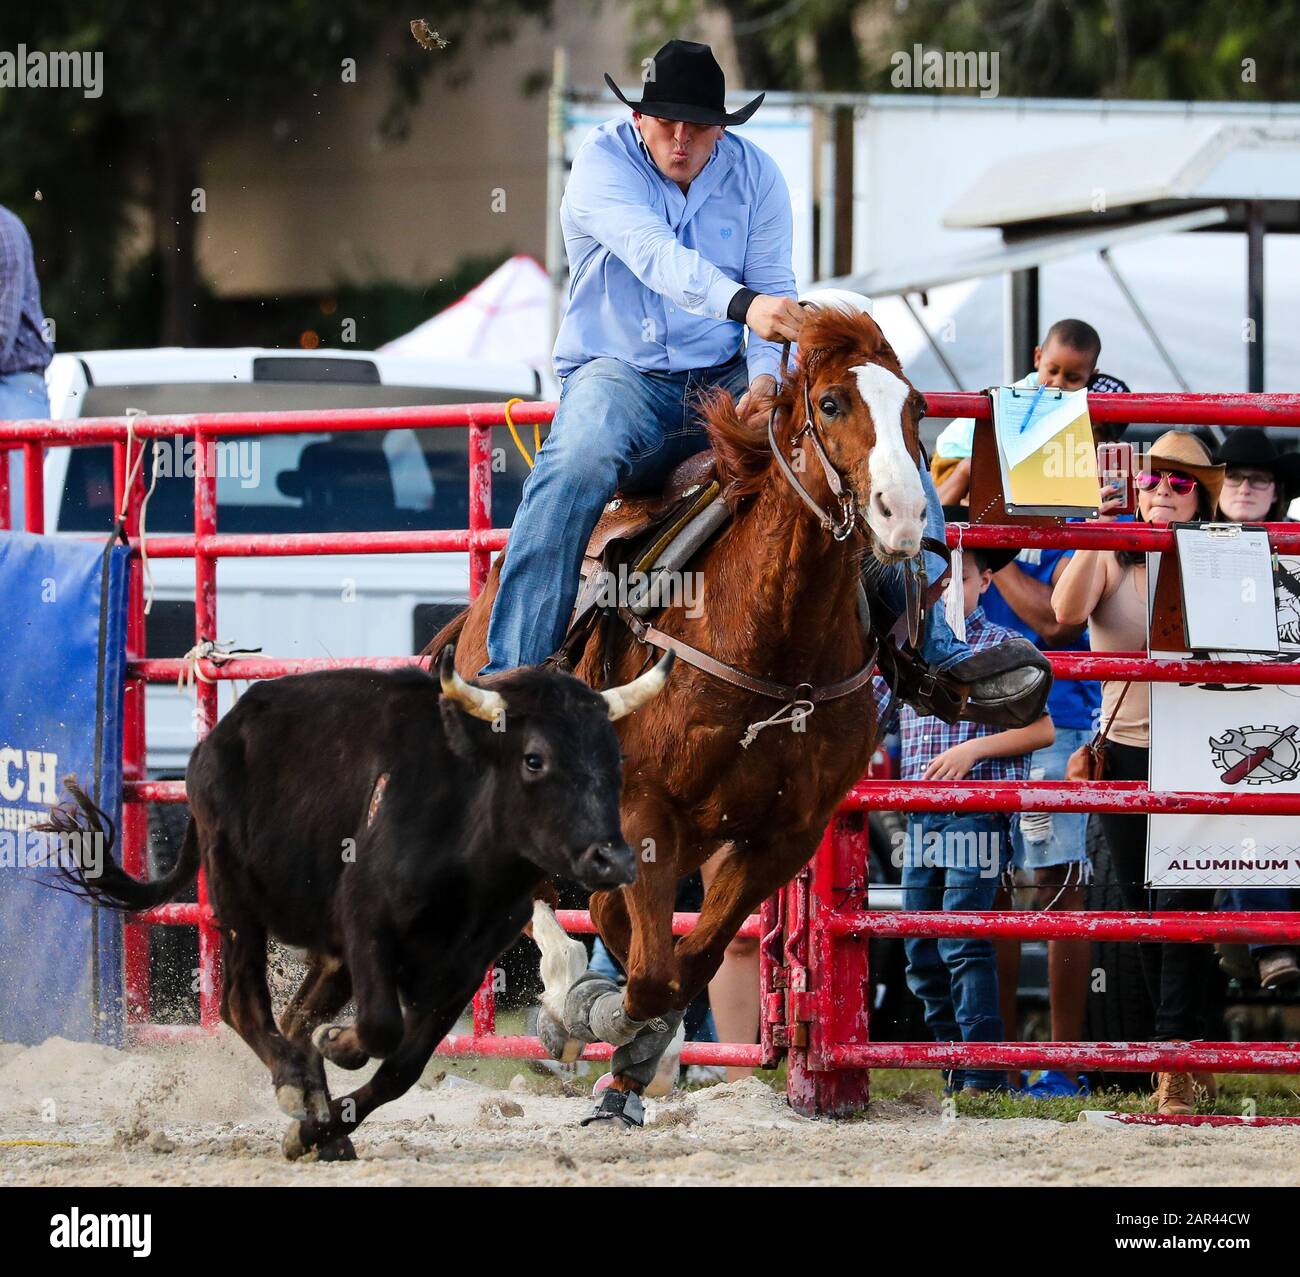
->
[2, 1033, 1299, 1187]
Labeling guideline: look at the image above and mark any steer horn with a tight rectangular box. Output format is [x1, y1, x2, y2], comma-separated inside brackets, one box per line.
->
[601, 650, 675, 722]
[439, 644, 507, 722]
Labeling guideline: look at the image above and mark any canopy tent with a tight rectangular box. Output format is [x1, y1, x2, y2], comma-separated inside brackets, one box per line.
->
[381, 254, 559, 394]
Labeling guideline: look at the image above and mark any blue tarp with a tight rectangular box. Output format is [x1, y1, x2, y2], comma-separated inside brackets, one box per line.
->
[0, 530, 129, 1045]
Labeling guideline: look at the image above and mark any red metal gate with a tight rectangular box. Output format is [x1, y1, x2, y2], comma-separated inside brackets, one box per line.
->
[3, 390, 1298, 1110]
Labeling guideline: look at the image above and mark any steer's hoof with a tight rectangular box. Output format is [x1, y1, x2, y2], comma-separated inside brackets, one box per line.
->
[282, 1120, 308, 1161]
[537, 1006, 584, 1063]
[579, 1088, 644, 1129]
[316, 1134, 357, 1162]
[307, 1090, 332, 1123]
[312, 1023, 370, 1070]
[275, 1084, 308, 1120]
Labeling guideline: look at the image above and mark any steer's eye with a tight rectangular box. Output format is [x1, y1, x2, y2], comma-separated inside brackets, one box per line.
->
[523, 752, 546, 774]
[819, 397, 839, 418]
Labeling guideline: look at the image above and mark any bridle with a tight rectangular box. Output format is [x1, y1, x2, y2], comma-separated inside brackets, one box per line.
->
[765, 376, 865, 542]
[605, 327, 941, 746]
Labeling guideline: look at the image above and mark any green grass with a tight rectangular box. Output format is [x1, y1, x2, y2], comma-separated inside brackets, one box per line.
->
[868, 1067, 1300, 1120]
[427, 1016, 1300, 1119]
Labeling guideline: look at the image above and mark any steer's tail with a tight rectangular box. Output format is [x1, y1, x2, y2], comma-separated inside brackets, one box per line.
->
[35, 774, 200, 912]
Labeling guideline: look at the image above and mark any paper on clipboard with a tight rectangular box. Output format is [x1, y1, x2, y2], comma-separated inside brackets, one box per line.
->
[1175, 524, 1279, 654]
[993, 385, 1098, 514]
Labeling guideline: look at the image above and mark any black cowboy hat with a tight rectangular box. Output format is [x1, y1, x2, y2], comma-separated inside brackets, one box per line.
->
[942, 505, 1018, 572]
[1213, 429, 1300, 502]
[604, 39, 764, 127]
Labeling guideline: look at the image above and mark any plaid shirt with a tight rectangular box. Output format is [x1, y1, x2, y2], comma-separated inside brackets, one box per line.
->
[873, 607, 1034, 783]
[0, 206, 52, 377]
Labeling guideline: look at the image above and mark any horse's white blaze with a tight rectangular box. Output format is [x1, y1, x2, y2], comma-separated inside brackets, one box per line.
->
[851, 362, 926, 555]
[532, 897, 589, 1024]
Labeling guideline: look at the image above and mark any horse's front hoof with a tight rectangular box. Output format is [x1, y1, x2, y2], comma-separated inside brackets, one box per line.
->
[579, 1088, 644, 1129]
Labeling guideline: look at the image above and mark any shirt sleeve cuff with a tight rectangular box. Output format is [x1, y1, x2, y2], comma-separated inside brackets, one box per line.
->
[706, 276, 745, 322]
[727, 286, 758, 325]
[745, 339, 782, 384]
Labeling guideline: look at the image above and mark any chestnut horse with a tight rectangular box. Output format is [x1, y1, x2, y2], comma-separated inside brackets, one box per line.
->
[432, 293, 928, 1116]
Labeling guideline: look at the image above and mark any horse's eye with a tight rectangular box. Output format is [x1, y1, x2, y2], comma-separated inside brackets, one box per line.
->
[523, 753, 545, 773]
[819, 397, 839, 418]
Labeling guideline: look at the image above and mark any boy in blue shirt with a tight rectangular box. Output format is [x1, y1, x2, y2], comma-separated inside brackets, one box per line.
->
[880, 546, 1055, 1095]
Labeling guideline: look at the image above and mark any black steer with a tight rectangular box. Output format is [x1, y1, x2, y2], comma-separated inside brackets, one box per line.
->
[46, 645, 672, 1160]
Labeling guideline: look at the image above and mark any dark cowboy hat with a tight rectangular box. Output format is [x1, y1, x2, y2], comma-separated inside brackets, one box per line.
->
[1213, 428, 1300, 502]
[604, 39, 764, 127]
[942, 506, 1018, 573]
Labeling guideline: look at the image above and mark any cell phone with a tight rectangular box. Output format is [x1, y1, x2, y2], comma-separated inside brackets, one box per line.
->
[1096, 441, 1135, 515]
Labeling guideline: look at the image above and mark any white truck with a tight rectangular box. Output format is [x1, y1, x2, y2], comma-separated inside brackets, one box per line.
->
[21, 346, 540, 848]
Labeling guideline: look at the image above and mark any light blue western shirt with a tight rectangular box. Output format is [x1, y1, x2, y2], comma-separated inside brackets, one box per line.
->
[553, 118, 795, 384]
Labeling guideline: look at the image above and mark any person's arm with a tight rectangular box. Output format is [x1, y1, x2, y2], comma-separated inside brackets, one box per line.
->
[563, 138, 745, 322]
[922, 714, 1055, 780]
[992, 558, 1086, 645]
[0, 217, 25, 364]
[1052, 486, 1127, 625]
[934, 456, 971, 505]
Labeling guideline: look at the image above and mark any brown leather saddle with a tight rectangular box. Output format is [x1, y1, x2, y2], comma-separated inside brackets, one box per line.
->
[547, 449, 730, 681]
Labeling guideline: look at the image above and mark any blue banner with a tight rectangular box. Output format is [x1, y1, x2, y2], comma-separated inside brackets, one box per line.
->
[0, 530, 129, 1045]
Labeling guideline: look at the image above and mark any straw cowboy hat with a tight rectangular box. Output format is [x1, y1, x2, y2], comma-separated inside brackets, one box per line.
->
[605, 39, 764, 127]
[1213, 428, 1300, 503]
[1144, 430, 1226, 509]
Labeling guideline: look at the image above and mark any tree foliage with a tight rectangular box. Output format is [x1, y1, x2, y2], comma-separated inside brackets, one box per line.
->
[0, 1, 551, 347]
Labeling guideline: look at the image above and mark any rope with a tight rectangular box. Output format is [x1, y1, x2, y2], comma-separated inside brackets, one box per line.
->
[117, 408, 163, 616]
[503, 397, 541, 469]
[740, 696, 814, 749]
[177, 639, 263, 702]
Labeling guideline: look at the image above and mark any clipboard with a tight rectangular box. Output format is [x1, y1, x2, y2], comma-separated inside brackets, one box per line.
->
[1150, 524, 1280, 654]
[968, 413, 1065, 527]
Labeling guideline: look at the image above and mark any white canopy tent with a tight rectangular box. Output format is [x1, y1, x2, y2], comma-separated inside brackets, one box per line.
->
[381, 254, 560, 396]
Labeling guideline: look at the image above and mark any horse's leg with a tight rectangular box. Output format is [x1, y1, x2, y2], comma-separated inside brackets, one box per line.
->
[672, 830, 823, 1011]
[590, 886, 633, 969]
[531, 896, 592, 1062]
[278, 954, 353, 1124]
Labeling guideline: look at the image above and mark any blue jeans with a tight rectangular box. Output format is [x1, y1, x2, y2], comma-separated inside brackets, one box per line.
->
[1011, 725, 1094, 872]
[482, 355, 967, 674]
[900, 812, 1008, 1091]
[1220, 887, 1299, 957]
[0, 370, 50, 529]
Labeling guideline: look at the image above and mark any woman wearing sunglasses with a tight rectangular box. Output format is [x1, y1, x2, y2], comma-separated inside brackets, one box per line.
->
[1211, 430, 1300, 992]
[1052, 431, 1226, 1115]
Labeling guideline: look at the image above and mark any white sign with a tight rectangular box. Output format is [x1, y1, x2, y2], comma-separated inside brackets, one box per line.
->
[1146, 554, 1300, 887]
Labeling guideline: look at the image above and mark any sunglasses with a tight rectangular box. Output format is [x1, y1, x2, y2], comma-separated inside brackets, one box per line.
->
[1136, 470, 1198, 496]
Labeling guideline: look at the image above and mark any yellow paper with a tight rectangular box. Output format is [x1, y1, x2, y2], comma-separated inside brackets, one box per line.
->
[1005, 409, 1098, 509]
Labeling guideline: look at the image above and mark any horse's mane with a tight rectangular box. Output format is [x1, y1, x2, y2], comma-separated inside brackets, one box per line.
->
[698, 305, 906, 506]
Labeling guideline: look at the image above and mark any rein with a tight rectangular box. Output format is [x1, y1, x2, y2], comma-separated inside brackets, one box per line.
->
[609, 344, 932, 746]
